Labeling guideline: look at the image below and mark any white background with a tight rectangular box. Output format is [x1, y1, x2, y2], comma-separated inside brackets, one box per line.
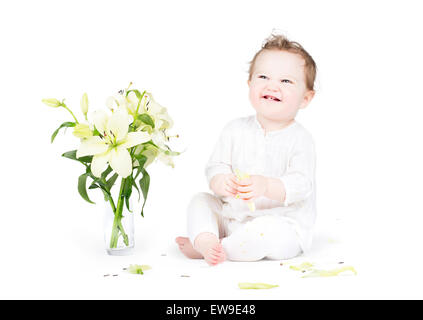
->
[1, 0, 423, 299]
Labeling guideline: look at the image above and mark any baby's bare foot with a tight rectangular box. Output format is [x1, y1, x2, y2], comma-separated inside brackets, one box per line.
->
[205, 243, 226, 266]
[175, 237, 202, 259]
[194, 233, 226, 266]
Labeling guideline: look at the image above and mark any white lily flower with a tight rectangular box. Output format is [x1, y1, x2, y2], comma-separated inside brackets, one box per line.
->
[105, 91, 127, 109]
[133, 144, 159, 168]
[142, 93, 174, 130]
[151, 131, 167, 149]
[157, 110, 174, 130]
[126, 91, 140, 115]
[76, 109, 151, 178]
[157, 152, 175, 168]
[106, 90, 140, 117]
[105, 96, 117, 111]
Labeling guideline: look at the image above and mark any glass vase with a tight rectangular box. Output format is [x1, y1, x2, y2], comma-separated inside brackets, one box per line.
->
[103, 198, 134, 256]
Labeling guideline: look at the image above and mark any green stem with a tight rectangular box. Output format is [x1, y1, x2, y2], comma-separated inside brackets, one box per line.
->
[99, 176, 116, 211]
[108, 193, 116, 212]
[61, 103, 79, 124]
[135, 90, 146, 116]
[109, 177, 129, 249]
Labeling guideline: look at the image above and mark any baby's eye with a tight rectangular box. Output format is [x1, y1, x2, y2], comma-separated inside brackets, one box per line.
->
[258, 75, 268, 79]
[281, 79, 292, 84]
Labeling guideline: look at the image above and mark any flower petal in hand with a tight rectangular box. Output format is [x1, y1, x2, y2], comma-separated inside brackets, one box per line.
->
[237, 184, 254, 200]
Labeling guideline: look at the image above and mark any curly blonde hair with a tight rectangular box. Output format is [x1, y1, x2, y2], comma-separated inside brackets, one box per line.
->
[248, 34, 317, 91]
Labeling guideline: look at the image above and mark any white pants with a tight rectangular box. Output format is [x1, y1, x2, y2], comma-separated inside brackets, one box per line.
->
[187, 192, 302, 261]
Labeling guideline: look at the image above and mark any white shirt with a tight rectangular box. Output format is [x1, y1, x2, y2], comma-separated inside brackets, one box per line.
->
[205, 115, 316, 251]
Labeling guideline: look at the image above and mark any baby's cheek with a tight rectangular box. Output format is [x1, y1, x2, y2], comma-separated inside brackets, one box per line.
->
[248, 93, 261, 108]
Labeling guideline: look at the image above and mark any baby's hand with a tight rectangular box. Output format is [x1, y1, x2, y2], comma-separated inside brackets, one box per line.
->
[236, 175, 268, 201]
[210, 173, 239, 197]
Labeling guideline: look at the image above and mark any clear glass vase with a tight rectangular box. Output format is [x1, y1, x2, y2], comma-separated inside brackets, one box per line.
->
[103, 198, 134, 256]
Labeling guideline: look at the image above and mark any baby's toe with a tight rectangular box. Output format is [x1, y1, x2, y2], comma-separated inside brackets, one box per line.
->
[175, 236, 188, 245]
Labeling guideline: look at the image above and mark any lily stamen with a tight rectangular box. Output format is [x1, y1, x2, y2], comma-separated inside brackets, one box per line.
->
[166, 134, 180, 141]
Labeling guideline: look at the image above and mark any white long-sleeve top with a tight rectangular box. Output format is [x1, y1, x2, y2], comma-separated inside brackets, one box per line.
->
[205, 115, 316, 252]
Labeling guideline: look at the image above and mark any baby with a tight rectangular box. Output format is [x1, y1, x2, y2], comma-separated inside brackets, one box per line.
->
[176, 34, 317, 265]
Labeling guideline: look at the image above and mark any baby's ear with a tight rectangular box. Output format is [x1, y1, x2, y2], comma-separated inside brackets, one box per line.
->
[300, 90, 315, 109]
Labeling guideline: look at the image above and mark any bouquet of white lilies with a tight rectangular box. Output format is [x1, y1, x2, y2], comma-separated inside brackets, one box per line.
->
[43, 83, 179, 252]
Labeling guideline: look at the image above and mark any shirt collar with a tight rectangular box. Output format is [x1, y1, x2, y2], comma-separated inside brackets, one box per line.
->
[253, 114, 297, 136]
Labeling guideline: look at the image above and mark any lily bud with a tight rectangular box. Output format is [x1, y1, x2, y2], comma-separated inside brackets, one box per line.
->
[73, 123, 93, 139]
[42, 98, 61, 108]
[80, 93, 89, 116]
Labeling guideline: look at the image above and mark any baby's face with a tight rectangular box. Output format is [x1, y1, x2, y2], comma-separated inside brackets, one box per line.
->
[248, 50, 314, 124]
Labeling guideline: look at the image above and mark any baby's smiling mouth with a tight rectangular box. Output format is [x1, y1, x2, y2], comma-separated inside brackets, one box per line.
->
[262, 95, 281, 102]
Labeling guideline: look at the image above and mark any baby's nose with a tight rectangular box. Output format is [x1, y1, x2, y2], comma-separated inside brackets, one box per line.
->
[266, 80, 280, 90]
[266, 84, 279, 92]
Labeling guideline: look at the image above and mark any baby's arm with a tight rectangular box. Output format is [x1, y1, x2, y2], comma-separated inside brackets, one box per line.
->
[264, 177, 287, 202]
[279, 135, 315, 206]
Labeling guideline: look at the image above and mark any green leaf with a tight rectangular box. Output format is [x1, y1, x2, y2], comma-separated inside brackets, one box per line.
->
[86, 171, 112, 198]
[134, 154, 147, 180]
[123, 176, 133, 196]
[51, 122, 76, 143]
[103, 192, 110, 202]
[134, 154, 147, 169]
[62, 150, 78, 160]
[101, 166, 113, 180]
[78, 173, 95, 204]
[137, 114, 155, 128]
[89, 177, 111, 202]
[106, 173, 119, 191]
[123, 176, 133, 212]
[88, 181, 110, 203]
[62, 150, 93, 163]
[132, 175, 141, 202]
[139, 169, 150, 217]
[88, 182, 99, 190]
